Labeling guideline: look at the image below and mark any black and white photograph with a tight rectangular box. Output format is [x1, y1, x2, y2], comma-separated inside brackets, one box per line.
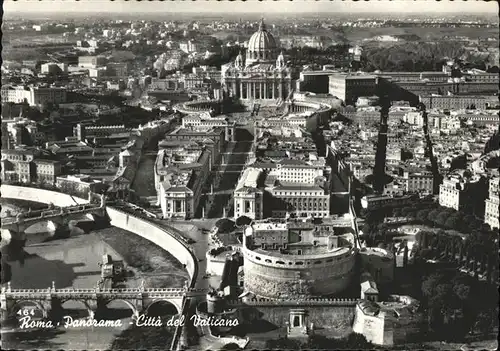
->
[0, 0, 498, 350]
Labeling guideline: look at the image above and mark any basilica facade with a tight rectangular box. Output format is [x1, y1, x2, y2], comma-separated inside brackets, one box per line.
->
[222, 20, 297, 102]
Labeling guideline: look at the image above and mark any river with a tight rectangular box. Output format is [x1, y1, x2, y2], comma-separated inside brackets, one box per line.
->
[0, 199, 186, 349]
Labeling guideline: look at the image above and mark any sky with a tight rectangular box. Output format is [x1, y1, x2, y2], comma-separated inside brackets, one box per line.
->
[3, 0, 498, 15]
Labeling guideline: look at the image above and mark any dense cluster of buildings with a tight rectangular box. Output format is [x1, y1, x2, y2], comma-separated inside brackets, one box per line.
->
[1, 115, 176, 198]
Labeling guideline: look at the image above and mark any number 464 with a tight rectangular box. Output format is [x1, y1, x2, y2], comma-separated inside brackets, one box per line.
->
[17, 309, 35, 316]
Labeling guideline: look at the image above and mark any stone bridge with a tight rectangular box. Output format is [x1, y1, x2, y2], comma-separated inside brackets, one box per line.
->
[1, 284, 206, 322]
[1, 195, 107, 241]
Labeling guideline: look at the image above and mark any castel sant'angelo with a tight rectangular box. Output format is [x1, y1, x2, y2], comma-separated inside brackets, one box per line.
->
[241, 199, 395, 300]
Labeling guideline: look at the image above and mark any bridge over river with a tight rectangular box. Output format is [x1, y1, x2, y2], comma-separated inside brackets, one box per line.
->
[1, 284, 206, 322]
[1, 195, 106, 242]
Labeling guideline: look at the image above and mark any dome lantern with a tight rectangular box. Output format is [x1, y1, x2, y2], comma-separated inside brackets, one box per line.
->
[259, 18, 266, 31]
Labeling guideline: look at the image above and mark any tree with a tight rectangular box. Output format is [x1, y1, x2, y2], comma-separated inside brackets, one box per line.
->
[422, 273, 454, 332]
[435, 210, 452, 227]
[235, 215, 252, 227]
[416, 209, 431, 223]
[424, 208, 439, 225]
[215, 218, 236, 233]
[463, 214, 479, 230]
[400, 206, 413, 217]
[444, 214, 462, 230]
[392, 207, 402, 217]
[361, 222, 372, 236]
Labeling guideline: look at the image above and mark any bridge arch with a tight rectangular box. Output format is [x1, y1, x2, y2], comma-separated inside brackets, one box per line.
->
[145, 299, 182, 316]
[59, 299, 95, 319]
[22, 219, 60, 235]
[103, 299, 139, 319]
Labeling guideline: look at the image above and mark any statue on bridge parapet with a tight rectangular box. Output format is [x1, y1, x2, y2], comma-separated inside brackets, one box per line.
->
[96, 279, 104, 291]
[16, 213, 24, 222]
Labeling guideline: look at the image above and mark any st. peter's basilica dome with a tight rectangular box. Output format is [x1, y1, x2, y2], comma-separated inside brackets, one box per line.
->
[246, 19, 278, 66]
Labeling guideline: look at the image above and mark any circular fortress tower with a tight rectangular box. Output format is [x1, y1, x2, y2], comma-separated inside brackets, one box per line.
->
[241, 219, 358, 299]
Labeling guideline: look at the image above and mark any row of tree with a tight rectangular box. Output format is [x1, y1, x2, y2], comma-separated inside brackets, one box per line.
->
[361, 42, 465, 72]
[283, 45, 352, 68]
[401, 206, 492, 233]
[361, 200, 496, 238]
[415, 229, 498, 278]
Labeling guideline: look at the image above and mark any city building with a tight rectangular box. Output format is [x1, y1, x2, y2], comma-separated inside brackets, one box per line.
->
[233, 159, 331, 219]
[233, 168, 265, 220]
[420, 94, 499, 110]
[74, 124, 133, 144]
[1, 85, 31, 104]
[45, 137, 94, 157]
[400, 168, 434, 195]
[1, 148, 37, 183]
[106, 62, 129, 77]
[160, 126, 225, 167]
[33, 159, 62, 184]
[78, 55, 107, 69]
[41, 62, 68, 75]
[297, 70, 334, 94]
[1, 148, 60, 184]
[28, 86, 67, 107]
[439, 170, 482, 211]
[155, 146, 211, 219]
[56, 174, 108, 196]
[149, 77, 184, 91]
[328, 73, 379, 105]
[181, 113, 236, 142]
[221, 20, 297, 102]
[154, 124, 227, 219]
[484, 177, 499, 230]
[180, 40, 199, 54]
